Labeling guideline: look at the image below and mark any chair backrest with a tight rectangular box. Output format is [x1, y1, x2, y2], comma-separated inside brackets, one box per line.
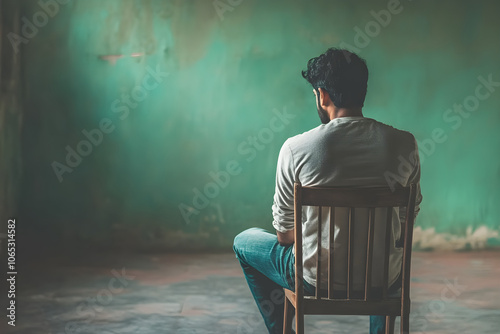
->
[293, 181, 417, 306]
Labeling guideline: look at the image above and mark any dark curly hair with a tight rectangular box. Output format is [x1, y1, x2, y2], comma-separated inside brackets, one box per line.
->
[302, 48, 368, 108]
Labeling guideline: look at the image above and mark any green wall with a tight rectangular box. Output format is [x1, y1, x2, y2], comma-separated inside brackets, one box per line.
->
[15, 0, 500, 249]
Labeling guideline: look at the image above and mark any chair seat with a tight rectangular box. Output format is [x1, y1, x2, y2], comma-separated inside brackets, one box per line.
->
[302, 287, 402, 299]
[284, 288, 405, 316]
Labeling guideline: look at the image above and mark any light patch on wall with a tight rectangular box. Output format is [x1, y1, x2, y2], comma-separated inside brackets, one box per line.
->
[170, 0, 218, 68]
[413, 226, 500, 251]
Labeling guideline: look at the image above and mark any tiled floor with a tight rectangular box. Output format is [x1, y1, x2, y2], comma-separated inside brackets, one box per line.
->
[1, 251, 499, 333]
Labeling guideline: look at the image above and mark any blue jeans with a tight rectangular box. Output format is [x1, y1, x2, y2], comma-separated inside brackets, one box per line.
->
[233, 228, 389, 334]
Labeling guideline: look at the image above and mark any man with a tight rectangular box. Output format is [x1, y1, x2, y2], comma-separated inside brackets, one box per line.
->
[233, 48, 422, 334]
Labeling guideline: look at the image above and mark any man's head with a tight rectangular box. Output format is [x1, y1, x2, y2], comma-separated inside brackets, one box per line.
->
[302, 48, 369, 123]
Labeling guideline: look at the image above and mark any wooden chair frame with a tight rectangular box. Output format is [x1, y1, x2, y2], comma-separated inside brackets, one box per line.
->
[283, 182, 417, 334]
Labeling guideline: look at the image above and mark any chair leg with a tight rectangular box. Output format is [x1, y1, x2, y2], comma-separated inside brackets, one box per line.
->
[283, 297, 294, 334]
[400, 313, 409, 334]
[295, 304, 304, 334]
[385, 316, 396, 334]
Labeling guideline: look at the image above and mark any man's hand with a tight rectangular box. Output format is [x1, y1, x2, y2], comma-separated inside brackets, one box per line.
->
[277, 230, 294, 246]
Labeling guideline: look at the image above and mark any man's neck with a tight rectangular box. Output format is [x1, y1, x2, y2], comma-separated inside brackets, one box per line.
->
[329, 107, 363, 120]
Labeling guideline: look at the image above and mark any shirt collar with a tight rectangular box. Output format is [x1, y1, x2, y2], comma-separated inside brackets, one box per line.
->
[329, 116, 368, 123]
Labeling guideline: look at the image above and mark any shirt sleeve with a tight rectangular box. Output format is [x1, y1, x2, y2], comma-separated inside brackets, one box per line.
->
[399, 138, 423, 223]
[272, 140, 296, 233]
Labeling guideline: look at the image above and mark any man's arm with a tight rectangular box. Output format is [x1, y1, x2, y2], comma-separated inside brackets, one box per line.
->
[399, 138, 423, 223]
[272, 140, 297, 245]
[277, 229, 294, 246]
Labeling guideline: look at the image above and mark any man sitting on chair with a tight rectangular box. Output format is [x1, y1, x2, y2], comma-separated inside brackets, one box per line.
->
[233, 48, 422, 334]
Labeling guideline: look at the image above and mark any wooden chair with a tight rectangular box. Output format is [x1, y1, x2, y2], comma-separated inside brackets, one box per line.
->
[283, 181, 417, 334]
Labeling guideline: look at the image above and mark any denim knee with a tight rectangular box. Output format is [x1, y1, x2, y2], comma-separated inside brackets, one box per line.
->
[233, 227, 264, 257]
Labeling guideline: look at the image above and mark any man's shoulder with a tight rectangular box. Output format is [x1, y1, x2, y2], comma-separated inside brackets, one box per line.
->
[284, 123, 326, 147]
[370, 118, 416, 141]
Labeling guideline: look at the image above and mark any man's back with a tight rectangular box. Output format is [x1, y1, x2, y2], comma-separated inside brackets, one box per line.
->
[235, 48, 422, 334]
[272, 116, 422, 290]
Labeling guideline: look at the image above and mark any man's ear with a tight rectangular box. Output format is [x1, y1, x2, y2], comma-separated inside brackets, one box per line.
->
[317, 88, 331, 108]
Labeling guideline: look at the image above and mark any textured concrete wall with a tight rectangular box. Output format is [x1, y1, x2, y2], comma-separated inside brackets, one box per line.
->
[14, 0, 500, 250]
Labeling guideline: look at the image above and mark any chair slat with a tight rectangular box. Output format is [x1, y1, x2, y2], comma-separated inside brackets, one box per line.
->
[316, 206, 322, 299]
[364, 207, 375, 301]
[328, 206, 335, 299]
[347, 208, 354, 300]
[382, 207, 392, 299]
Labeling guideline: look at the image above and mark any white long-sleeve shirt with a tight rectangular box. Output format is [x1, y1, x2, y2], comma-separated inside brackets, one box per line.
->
[272, 116, 422, 290]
